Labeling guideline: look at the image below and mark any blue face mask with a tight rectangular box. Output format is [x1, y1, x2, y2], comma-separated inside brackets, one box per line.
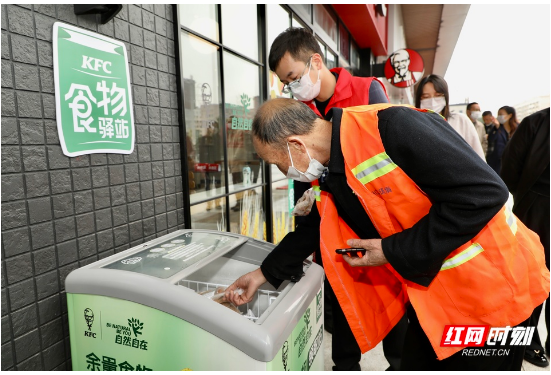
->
[286, 142, 326, 182]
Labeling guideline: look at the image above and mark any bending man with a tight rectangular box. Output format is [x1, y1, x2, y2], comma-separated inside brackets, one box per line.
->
[226, 99, 549, 370]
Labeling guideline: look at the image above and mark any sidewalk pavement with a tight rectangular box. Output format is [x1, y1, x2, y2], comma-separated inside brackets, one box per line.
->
[323, 305, 548, 371]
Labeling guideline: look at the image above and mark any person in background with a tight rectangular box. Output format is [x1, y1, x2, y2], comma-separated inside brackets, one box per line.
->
[482, 110, 499, 135]
[415, 75, 485, 160]
[268, 27, 406, 371]
[186, 135, 196, 192]
[501, 107, 550, 367]
[466, 102, 488, 154]
[226, 98, 549, 371]
[226, 115, 257, 211]
[270, 27, 389, 118]
[197, 121, 223, 211]
[487, 105, 518, 174]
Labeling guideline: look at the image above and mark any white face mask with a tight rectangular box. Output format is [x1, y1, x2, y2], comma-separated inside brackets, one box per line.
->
[290, 59, 321, 102]
[286, 142, 326, 182]
[420, 97, 446, 114]
[469, 111, 481, 121]
[497, 115, 508, 125]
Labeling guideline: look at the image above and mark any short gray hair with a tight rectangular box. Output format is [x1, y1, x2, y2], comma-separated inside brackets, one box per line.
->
[252, 98, 319, 147]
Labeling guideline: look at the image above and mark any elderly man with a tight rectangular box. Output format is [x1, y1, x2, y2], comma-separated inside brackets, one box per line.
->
[226, 98, 549, 370]
[269, 26, 404, 371]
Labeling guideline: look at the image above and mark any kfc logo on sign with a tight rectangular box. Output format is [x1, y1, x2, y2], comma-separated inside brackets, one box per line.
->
[385, 48, 424, 88]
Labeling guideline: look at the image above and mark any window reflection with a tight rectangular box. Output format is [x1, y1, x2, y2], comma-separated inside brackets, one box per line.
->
[293, 4, 312, 20]
[229, 188, 265, 241]
[221, 5, 259, 61]
[269, 71, 291, 100]
[191, 200, 226, 231]
[326, 49, 337, 69]
[179, 5, 219, 42]
[272, 164, 287, 182]
[267, 4, 290, 47]
[318, 40, 326, 62]
[223, 52, 262, 196]
[292, 15, 306, 29]
[180, 31, 225, 204]
[314, 5, 337, 43]
[197, 119, 224, 203]
[272, 179, 294, 244]
[350, 41, 360, 69]
[339, 24, 350, 63]
[267, 5, 292, 100]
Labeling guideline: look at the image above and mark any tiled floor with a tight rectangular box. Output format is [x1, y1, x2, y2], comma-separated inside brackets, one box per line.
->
[323, 305, 548, 371]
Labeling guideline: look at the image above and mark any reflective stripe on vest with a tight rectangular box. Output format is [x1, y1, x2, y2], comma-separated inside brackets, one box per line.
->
[425, 108, 446, 120]
[313, 185, 321, 202]
[352, 152, 398, 185]
[440, 243, 484, 271]
[504, 193, 517, 235]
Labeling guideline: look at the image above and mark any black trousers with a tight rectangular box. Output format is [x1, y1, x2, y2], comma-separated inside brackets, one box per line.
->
[400, 304, 528, 371]
[326, 279, 407, 371]
[515, 192, 550, 355]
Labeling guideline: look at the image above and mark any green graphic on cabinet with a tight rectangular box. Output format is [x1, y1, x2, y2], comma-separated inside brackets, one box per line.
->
[66, 230, 325, 370]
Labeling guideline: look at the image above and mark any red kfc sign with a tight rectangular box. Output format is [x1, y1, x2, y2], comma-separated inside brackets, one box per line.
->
[384, 48, 424, 88]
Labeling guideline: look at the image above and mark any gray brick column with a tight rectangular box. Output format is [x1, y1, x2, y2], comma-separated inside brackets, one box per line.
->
[1, 4, 183, 370]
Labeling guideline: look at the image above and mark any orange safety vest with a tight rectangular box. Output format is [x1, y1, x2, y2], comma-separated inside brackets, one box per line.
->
[312, 104, 550, 360]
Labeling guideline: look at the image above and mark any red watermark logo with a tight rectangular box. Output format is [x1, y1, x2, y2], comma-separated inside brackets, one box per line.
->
[441, 325, 489, 347]
[441, 325, 536, 347]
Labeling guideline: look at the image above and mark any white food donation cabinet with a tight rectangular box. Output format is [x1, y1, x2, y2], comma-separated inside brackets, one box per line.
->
[66, 229, 325, 371]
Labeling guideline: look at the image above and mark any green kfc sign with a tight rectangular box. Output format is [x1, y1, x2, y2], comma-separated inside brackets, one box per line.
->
[53, 22, 134, 157]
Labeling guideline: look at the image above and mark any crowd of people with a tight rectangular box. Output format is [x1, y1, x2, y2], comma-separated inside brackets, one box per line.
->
[415, 74, 550, 368]
[222, 27, 550, 371]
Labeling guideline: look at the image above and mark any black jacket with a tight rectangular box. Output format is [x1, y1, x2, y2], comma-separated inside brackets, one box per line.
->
[261, 107, 509, 288]
[501, 108, 550, 208]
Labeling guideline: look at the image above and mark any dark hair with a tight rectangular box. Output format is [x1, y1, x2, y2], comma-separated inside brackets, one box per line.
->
[498, 105, 519, 136]
[268, 27, 324, 72]
[252, 98, 320, 147]
[415, 74, 450, 120]
[482, 111, 493, 117]
[466, 102, 479, 111]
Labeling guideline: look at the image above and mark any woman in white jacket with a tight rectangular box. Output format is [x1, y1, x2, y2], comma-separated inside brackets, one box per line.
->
[415, 74, 486, 160]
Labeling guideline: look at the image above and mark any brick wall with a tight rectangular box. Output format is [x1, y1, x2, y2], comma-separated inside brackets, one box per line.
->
[1, 4, 184, 370]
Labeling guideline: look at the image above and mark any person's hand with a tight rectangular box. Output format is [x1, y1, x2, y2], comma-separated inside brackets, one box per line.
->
[225, 268, 267, 306]
[341, 239, 388, 267]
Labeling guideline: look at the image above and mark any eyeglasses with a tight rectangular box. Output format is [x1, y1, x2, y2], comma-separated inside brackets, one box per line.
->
[281, 56, 312, 94]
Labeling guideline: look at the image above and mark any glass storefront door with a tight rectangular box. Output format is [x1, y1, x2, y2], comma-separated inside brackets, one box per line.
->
[176, 5, 357, 243]
[177, 4, 267, 240]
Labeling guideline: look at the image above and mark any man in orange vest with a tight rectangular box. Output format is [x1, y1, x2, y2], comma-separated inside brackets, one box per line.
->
[226, 98, 550, 370]
[268, 27, 406, 371]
